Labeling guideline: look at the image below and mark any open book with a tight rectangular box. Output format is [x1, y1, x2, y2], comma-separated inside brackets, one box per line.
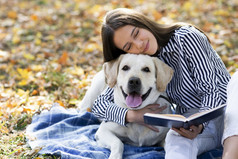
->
[144, 104, 226, 129]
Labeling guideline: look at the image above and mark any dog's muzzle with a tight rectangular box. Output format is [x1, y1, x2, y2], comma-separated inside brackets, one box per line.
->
[120, 77, 152, 108]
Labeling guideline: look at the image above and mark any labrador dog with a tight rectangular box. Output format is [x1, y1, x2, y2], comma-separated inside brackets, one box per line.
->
[79, 54, 174, 159]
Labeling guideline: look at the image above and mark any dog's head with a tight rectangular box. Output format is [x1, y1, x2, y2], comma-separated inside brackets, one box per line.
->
[103, 54, 174, 109]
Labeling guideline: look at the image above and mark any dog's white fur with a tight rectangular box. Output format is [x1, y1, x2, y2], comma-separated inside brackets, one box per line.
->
[79, 54, 174, 159]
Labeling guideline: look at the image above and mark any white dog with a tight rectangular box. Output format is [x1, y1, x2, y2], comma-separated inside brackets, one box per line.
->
[79, 54, 174, 159]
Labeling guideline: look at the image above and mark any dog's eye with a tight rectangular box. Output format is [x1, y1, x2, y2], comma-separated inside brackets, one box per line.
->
[122, 65, 130, 71]
[142, 67, 150, 72]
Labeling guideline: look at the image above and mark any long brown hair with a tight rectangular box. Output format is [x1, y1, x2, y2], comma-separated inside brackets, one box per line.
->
[101, 8, 207, 62]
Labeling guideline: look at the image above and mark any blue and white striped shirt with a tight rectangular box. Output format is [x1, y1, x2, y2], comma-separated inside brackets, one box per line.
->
[92, 26, 230, 126]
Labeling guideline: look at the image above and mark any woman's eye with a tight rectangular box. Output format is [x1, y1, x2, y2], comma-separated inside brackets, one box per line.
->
[134, 29, 139, 38]
[142, 67, 150, 72]
[127, 44, 131, 51]
[122, 65, 130, 71]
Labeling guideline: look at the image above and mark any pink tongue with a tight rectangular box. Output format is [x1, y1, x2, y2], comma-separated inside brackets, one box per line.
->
[126, 94, 142, 108]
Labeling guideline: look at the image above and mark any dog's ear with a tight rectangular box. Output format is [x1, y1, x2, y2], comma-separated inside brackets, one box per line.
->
[103, 55, 123, 88]
[153, 58, 174, 92]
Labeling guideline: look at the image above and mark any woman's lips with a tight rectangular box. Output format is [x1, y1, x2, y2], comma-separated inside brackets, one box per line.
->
[143, 40, 149, 53]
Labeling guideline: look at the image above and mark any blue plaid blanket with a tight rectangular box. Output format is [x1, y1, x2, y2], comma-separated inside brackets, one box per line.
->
[26, 103, 223, 159]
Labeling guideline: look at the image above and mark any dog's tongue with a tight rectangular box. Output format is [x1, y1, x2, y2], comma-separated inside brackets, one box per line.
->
[126, 94, 142, 108]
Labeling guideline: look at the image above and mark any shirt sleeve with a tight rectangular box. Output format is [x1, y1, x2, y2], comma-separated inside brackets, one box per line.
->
[181, 28, 227, 127]
[91, 86, 128, 126]
[182, 28, 225, 111]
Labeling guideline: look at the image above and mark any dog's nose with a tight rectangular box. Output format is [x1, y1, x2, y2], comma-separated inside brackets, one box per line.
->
[128, 77, 141, 93]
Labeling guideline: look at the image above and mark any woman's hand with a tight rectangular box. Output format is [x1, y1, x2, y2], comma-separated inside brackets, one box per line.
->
[172, 124, 204, 139]
[126, 104, 167, 132]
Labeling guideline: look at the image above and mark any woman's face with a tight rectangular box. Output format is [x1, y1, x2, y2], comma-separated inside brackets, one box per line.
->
[113, 25, 158, 55]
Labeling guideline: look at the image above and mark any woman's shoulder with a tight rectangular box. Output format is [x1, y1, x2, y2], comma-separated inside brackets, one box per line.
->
[175, 25, 201, 36]
[174, 25, 206, 38]
[172, 25, 207, 43]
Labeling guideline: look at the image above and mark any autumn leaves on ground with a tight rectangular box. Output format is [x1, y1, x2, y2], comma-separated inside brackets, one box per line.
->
[0, 0, 237, 158]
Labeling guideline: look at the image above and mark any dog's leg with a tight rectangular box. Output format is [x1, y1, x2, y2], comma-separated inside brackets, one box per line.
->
[96, 123, 125, 159]
[78, 70, 106, 112]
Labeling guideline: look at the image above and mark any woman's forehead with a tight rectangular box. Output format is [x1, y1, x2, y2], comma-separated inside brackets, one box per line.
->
[113, 25, 134, 47]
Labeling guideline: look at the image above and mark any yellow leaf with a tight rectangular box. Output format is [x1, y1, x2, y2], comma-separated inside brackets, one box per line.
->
[35, 38, 41, 45]
[17, 89, 29, 97]
[152, 10, 162, 20]
[18, 79, 28, 86]
[224, 40, 232, 48]
[12, 35, 21, 44]
[55, 100, 64, 107]
[0, 122, 9, 133]
[84, 43, 99, 53]
[0, 33, 7, 40]
[66, 66, 84, 76]
[23, 53, 35, 60]
[138, 0, 144, 4]
[31, 14, 38, 21]
[68, 98, 79, 105]
[213, 10, 230, 17]
[54, 1, 62, 9]
[78, 80, 89, 89]
[183, 1, 192, 12]
[168, 12, 177, 19]
[0, 75, 5, 80]
[82, 21, 91, 28]
[17, 68, 32, 80]
[17, 68, 28, 78]
[31, 65, 44, 72]
[6, 100, 14, 108]
[36, 32, 42, 38]
[88, 5, 103, 15]
[46, 35, 55, 41]
[8, 11, 17, 19]
[12, 27, 20, 34]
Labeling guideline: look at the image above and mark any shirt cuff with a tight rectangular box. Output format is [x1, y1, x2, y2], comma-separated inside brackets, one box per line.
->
[105, 104, 128, 126]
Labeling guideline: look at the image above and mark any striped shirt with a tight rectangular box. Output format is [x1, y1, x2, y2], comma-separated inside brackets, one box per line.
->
[92, 26, 230, 126]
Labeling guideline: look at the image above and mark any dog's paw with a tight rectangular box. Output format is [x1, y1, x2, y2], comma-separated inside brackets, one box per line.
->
[108, 153, 122, 159]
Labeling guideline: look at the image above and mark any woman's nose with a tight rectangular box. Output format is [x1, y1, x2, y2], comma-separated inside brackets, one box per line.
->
[133, 39, 143, 51]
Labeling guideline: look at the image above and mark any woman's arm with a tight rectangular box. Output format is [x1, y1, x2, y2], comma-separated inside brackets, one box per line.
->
[92, 86, 167, 130]
[182, 27, 230, 111]
[172, 26, 229, 139]
[223, 136, 238, 159]
[92, 87, 128, 126]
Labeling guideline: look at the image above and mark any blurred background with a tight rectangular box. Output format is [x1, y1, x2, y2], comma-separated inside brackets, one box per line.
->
[0, 0, 237, 158]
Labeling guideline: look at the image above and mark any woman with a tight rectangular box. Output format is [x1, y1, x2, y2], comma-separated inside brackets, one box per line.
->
[92, 8, 230, 159]
[222, 71, 238, 159]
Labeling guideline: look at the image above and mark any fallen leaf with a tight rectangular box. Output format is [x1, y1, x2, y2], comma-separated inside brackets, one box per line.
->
[7, 11, 18, 19]
[23, 53, 35, 60]
[31, 14, 38, 21]
[152, 10, 162, 20]
[58, 52, 68, 66]
[55, 100, 64, 107]
[31, 90, 38, 96]
[0, 50, 10, 62]
[84, 43, 100, 53]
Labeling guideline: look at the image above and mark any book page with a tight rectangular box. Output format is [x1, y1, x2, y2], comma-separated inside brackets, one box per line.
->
[144, 113, 187, 122]
[187, 104, 226, 121]
[162, 114, 186, 118]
